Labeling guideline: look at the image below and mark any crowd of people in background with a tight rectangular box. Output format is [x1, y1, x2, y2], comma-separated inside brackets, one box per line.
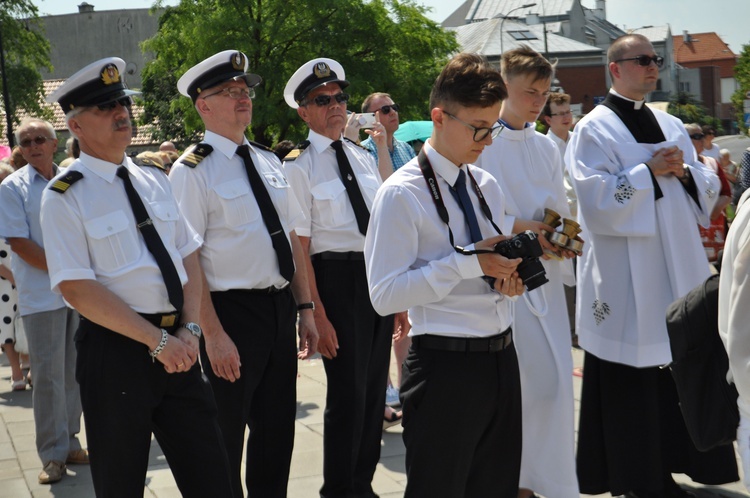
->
[1, 32, 750, 498]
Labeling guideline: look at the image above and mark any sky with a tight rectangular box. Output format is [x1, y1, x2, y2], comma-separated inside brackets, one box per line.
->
[35, 0, 750, 55]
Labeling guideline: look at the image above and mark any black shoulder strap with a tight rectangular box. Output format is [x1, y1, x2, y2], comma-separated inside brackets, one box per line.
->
[248, 140, 274, 153]
[178, 143, 213, 168]
[283, 140, 310, 162]
[48, 171, 84, 194]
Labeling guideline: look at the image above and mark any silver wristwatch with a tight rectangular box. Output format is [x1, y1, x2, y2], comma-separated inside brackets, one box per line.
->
[181, 322, 203, 339]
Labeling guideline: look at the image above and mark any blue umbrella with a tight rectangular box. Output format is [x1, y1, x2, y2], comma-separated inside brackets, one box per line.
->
[394, 121, 432, 143]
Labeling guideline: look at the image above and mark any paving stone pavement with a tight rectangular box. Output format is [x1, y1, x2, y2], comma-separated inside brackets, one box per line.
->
[0, 347, 748, 497]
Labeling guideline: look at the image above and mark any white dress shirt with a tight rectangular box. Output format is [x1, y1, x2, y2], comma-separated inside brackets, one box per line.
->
[170, 131, 303, 291]
[40, 152, 201, 314]
[365, 141, 513, 338]
[283, 130, 381, 255]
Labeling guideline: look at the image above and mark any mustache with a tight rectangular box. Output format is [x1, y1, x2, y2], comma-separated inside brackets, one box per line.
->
[114, 118, 131, 130]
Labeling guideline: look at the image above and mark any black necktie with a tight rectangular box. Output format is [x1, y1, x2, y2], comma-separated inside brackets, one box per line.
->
[331, 140, 370, 235]
[449, 170, 483, 243]
[116, 166, 184, 312]
[236, 145, 295, 283]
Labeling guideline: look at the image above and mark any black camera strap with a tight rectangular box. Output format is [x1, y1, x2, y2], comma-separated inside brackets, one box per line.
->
[418, 149, 502, 256]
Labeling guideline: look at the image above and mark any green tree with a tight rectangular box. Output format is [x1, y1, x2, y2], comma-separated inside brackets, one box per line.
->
[0, 0, 53, 144]
[140, 0, 457, 147]
[731, 43, 750, 134]
[668, 91, 723, 133]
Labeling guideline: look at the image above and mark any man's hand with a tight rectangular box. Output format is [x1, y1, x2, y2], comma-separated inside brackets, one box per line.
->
[204, 327, 242, 382]
[343, 112, 361, 143]
[393, 311, 411, 342]
[297, 309, 319, 360]
[513, 219, 559, 258]
[646, 146, 685, 177]
[155, 334, 196, 374]
[495, 272, 525, 297]
[175, 328, 200, 367]
[475, 235, 522, 281]
[314, 310, 339, 359]
[364, 118, 387, 149]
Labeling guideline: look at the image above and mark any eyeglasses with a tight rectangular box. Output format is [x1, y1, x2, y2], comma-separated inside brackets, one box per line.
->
[303, 93, 349, 107]
[97, 97, 133, 111]
[442, 110, 502, 142]
[614, 55, 664, 68]
[376, 104, 400, 115]
[549, 110, 572, 117]
[202, 87, 255, 100]
[19, 135, 54, 148]
[689, 133, 705, 140]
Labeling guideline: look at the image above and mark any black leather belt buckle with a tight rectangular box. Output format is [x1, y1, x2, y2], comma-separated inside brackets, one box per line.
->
[139, 312, 180, 329]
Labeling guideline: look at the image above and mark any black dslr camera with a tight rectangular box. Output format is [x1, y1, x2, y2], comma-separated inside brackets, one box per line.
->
[494, 230, 548, 291]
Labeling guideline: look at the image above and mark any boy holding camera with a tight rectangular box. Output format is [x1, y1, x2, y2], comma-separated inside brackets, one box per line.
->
[364, 52, 524, 497]
[475, 45, 579, 498]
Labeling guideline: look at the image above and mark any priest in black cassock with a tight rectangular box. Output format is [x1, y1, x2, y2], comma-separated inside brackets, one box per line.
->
[566, 33, 739, 497]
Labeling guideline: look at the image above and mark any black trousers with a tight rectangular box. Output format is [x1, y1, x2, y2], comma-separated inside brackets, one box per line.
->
[577, 352, 739, 495]
[75, 318, 233, 498]
[400, 339, 522, 498]
[313, 258, 393, 498]
[203, 288, 298, 498]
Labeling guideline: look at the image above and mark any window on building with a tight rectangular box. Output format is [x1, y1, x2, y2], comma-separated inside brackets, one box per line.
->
[509, 30, 538, 41]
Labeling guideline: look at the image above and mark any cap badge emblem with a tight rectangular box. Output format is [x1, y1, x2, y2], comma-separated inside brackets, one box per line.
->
[231, 52, 245, 71]
[313, 62, 331, 79]
[101, 63, 121, 85]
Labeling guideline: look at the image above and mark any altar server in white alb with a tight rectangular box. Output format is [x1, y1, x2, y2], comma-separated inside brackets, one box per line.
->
[569, 33, 738, 496]
[475, 46, 578, 498]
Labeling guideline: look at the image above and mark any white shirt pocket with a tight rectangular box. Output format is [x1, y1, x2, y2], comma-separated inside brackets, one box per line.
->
[83, 210, 140, 273]
[311, 179, 348, 227]
[213, 180, 260, 228]
[357, 173, 381, 205]
[150, 201, 178, 243]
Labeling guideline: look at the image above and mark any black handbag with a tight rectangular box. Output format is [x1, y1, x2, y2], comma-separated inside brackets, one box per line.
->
[665, 274, 739, 451]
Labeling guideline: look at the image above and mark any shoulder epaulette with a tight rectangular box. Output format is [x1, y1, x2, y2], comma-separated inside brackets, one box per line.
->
[134, 157, 168, 173]
[178, 143, 213, 168]
[283, 140, 310, 162]
[48, 171, 84, 194]
[343, 137, 367, 150]
[248, 140, 274, 153]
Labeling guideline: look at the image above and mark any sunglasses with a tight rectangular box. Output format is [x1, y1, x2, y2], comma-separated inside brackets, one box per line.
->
[303, 93, 350, 107]
[19, 135, 54, 148]
[97, 97, 133, 111]
[202, 87, 255, 100]
[689, 133, 706, 140]
[614, 55, 664, 68]
[377, 104, 400, 115]
[442, 110, 502, 142]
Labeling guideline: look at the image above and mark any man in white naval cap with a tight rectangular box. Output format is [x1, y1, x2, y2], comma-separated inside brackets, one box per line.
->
[171, 49, 318, 498]
[282, 58, 393, 498]
[40, 57, 233, 497]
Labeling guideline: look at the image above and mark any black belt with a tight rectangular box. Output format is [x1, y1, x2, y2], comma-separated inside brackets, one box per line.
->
[310, 251, 365, 261]
[235, 283, 291, 295]
[138, 312, 181, 329]
[412, 328, 512, 353]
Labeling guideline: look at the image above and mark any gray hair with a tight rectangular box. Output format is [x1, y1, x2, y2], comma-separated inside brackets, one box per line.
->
[14, 117, 56, 143]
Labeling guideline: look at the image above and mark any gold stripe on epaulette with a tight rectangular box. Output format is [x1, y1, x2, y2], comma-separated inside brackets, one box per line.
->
[284, 149, 301, 161]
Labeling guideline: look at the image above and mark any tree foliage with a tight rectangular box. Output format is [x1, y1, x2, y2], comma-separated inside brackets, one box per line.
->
[0, 0, 53, 141]
[140, 0, 457, 147]
[731, 43, 750, 134]
[668, 91, 723, 133]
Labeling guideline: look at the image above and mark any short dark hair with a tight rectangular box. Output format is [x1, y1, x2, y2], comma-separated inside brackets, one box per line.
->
[429, 53, 506, 111]
[701, 124, 716, 136]
[501, 45, 555, 84]
[542, 92, 570, 117]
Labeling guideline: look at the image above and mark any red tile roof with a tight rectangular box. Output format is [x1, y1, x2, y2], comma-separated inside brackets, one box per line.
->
[0, 79, 157, 148]
[673, 32, 736, 65]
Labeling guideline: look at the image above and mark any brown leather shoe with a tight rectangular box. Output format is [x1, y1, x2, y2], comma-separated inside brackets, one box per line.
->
[66, 448, 90, 464]
[38, 461, 66, 484]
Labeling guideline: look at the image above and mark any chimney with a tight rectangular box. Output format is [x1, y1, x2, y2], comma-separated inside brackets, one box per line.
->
[78, 2, 94, 13]
[683, 30, 691, 43]
[525, 13, 540, 25]
[595, 0, 606, 20]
